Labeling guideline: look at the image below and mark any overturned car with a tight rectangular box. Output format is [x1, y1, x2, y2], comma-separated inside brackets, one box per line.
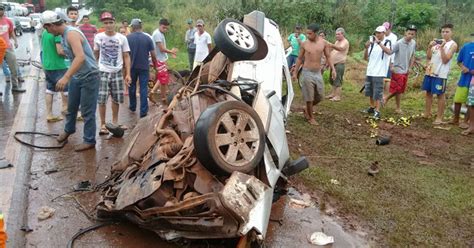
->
[97, 11, 308, 243]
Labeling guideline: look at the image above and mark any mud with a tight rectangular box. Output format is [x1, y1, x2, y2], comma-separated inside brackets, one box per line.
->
[17, 38, 370, 248]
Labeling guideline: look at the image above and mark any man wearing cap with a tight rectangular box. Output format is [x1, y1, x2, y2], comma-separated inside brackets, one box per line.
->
[326, 27, 349, 101]
[362, 25, 392, 120]
[94, 11, 131, 134]
[0, 3, 24, 93]
[185, 19, 196, 70]
[193, 19, 212, 69]
[383, 25, 417, 114]
[41, 22, 68, 122]
[423, 23, 457, 125]
[127, 18, 158, 118]
[41, 10, 100, 151]
[454, 33, 474, 133]
[152, 18, 177, 104]
[287, 24, 306, 70]
[292, 23, 336, 125]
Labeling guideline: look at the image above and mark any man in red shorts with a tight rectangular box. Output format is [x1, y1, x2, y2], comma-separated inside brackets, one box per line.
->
[384, 25, 417, 114]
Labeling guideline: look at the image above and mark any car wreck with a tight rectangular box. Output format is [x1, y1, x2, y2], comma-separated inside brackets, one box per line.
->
[97, 11, 308, 244]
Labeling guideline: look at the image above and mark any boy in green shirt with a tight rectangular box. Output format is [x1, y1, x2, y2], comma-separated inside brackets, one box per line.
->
[41, 30, 68, 122]
[287, 24, 306, 69]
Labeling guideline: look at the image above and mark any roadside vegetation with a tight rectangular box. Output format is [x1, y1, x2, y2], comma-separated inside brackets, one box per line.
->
[38, 0, 473, 246]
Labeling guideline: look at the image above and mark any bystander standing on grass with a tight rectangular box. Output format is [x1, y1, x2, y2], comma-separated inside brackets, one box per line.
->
[450, 34, 474, 130]
[362, 25, 392, 120]
[422, 24, 457, 125]
[326, 27, 349, 102]
[383, 25, 417, 114]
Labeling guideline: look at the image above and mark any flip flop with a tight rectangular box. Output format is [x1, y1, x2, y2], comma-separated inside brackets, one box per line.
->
[99, 126, 109, 135]
[432, 120, 446, 125]
[47, 116, 63, 123]
[461, 129, 474, 136]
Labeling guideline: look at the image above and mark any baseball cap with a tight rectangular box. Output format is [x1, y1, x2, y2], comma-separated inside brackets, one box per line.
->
[41, 10, 62, 24]
[196, 19, 204, 26]
[383, 22, 391, 30]
[375, 26, 386, 33]
[407, 24, 417, 31]
[130, 18, 141, 26]
[186, 18, 193, 24]
[100, 11, 114, 21]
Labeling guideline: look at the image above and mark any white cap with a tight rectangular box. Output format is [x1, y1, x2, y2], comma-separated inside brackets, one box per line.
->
[41, 10, 61, 24]
[375, 26, 386, 33]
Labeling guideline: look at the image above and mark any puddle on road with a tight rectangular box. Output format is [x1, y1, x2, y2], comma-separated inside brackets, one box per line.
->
[265, 187, 368, 248]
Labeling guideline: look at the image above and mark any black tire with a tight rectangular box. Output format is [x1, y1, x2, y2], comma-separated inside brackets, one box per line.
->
[214, 19, 258, 61]
[194, 101, 265, 175]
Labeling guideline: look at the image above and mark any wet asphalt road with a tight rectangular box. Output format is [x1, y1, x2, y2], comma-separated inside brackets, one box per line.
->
[0, 32, 38, 159]
[3, 32, 368, 248]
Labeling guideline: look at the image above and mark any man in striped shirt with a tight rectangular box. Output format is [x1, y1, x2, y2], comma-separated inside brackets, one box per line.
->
[79, 15, 97, 49]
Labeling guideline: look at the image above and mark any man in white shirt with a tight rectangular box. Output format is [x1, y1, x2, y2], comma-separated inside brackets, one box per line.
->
[383, 22, 398, 94]
[94, 12, 131, 135]
[422, 23, 457, 125]
[193, 19, 212, 69]
[363, 26, 392, 119]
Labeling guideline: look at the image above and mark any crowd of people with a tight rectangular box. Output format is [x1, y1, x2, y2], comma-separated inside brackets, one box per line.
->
[0, 6, 472, 152]
[287, 21, 473, 135]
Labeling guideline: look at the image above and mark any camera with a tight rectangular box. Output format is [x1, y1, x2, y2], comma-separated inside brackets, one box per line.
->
[435, 39, 444, 44]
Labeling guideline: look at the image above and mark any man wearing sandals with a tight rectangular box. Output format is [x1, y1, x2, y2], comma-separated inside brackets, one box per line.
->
[93, 12, 131, 135]
[451, 36, 474, 130]
[292, 23, 336, 125]
[41, 10, 100, 152]
[383, 25, 417, 114]
[41, 27, 68, 122]
[422, 24, 457, 125]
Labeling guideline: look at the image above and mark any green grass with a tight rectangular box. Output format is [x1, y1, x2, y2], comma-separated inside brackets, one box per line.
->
[152, 42, 473, 246]
[288, 58, 474, 247]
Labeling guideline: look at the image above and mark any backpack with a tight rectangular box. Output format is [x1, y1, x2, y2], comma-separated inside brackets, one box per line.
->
[368, 39, 391, 60]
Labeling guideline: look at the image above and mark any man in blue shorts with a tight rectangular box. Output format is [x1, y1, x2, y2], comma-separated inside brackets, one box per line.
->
[422, 24, 458, 125]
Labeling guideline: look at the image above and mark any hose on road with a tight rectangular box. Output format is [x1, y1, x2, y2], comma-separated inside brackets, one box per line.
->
[13, 131, 66, 149]
[67, 222, 118, 248]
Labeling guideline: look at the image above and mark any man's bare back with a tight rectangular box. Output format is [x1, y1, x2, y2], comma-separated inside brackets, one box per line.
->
[301, 38, 328, 71]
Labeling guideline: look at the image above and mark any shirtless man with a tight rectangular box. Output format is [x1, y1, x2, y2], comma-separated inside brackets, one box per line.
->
[292, 23, 336, 125]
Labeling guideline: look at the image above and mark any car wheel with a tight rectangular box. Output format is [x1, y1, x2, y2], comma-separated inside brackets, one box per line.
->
[214, 19, 258, 61]
[194, 101, 265, 175]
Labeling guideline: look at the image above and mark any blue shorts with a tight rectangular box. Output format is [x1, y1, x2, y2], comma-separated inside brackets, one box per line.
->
[45, 69, 68, 94]
[422, 75, 446, 95]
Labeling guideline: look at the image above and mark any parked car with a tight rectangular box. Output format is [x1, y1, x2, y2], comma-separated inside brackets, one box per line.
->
[16, 16, 34, 32]
[96, 11, 308, 245]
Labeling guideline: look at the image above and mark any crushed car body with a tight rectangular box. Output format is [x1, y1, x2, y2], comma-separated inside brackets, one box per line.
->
[97, 11, 308, 243]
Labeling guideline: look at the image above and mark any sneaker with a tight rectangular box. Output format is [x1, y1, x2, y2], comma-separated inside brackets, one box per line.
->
[373, 111, 381, 120]
[361, 107, 375, 114]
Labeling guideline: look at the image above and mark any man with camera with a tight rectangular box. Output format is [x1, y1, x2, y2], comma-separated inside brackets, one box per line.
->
[362, 26, 392, 120]
[422, 24, 457, 125]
